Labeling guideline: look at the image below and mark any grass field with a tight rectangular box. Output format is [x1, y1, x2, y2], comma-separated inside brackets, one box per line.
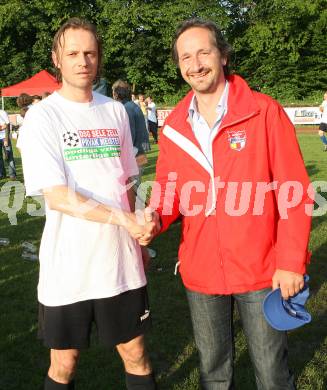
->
[0, 133, 326, 389]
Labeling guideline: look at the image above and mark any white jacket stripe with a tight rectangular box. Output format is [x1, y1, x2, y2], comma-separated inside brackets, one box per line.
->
[163, 125, 216, 216]
[163, 125, 213, 175]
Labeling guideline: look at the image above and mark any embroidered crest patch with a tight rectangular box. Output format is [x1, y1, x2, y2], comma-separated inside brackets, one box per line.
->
[227, 130, 246, 151]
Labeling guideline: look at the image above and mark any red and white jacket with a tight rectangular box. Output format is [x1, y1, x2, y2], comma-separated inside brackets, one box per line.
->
[150, 75, 312, 295]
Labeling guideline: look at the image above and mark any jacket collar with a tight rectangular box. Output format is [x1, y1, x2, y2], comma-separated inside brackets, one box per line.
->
[166, 75, 261, 137]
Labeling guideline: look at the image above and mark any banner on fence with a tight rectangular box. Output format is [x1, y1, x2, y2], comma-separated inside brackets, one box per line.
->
[157, 109, 173, 127]
[157, 107, 322, 127]
[284, 107, 322, 125]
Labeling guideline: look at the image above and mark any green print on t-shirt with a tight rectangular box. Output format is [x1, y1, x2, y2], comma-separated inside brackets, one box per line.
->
[64, 145, 121, 161]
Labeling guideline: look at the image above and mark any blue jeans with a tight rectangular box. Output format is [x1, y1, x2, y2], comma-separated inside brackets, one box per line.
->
[186, 288, 295, 390]
[0, 139, 16, 178]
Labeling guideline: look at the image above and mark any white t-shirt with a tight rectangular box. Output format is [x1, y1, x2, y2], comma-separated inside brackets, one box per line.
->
[19, 91, 146, 306]
[147, 102, 157, 123]
[0, 109, 9, 140]
[321, 100, 327, 123]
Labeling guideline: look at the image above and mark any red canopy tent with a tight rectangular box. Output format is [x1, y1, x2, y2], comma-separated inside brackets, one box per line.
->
[1, 70, 60, 109]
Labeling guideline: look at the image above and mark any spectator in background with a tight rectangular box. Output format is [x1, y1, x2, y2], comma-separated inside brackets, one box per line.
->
[17, 93, 33, 108]
[146, 96, 158, 143]
[32, 95, 42, 104]
[138, 94, 149, 132]
[0, 109, 17, 180]
[318, 91, 327, 151]
[16, 93, 33, 140]
[42, 92, 51, 99]
[20, 107, 29, 118]
[16, 108, 26, 130]
[112, 80, 156, 260]
[92, 77, 109, 96]
[112, 79, 150, 187]
[15, 107, 29, 143]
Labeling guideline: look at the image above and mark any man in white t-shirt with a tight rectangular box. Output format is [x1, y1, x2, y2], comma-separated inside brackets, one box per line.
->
[146, 96, 158, 143]
[0, 109, 17, 180]
[19, 18, 157, 390]
[318, 91, 327, 151]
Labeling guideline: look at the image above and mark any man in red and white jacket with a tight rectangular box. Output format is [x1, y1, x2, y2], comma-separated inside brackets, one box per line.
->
[147, 18, 312, 389]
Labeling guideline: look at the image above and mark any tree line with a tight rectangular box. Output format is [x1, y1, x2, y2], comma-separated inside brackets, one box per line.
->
[0, 0, 326, 105]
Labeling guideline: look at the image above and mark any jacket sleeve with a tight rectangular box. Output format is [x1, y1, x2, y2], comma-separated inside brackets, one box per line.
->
[267, 101, 312, 274]
[149, 127, 181, 232]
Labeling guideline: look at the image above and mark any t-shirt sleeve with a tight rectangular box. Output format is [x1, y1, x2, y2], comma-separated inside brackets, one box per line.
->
[19, 106, 67, 196]
[0, 110, 9, 124]
[119, 106, 139, 179]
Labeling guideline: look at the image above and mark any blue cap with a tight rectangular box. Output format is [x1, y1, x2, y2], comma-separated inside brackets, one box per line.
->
[263, 275, 311, 331]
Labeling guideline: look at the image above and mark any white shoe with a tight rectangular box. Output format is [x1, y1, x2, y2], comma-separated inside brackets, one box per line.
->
[147, 248, 157, 258]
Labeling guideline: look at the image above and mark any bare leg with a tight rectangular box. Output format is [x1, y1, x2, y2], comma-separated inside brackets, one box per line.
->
[48, 349, 80, 384]
[116, 335, 152, 375]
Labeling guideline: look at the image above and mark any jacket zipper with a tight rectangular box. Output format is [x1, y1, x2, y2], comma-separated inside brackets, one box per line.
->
[215, 213, 226, 291]
[213, 110, 260, 292]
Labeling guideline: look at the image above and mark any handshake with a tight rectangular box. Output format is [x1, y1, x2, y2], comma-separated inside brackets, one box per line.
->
[123, 207, 161, 246]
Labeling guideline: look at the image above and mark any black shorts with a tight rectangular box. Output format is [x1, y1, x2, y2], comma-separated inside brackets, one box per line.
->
[319, 122, 327, 132]
[38, 286, 151, 349]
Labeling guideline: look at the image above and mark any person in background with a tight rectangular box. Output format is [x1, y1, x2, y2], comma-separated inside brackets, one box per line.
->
[0, 109, 17, 180]
[32, 95, 42, 104]
[112, 80, 150, 185]
[42, 92, 51, 99]
[15, 107, 29, 141]
[138, 94, 149, 132]
[16, 93, 33, 108]
[92, 77, 109, 96]
[146, 96, 158, 143]
[112, 80, 157, 259]
[318, 91, 327, 151]
[16, 93, 33, 142]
